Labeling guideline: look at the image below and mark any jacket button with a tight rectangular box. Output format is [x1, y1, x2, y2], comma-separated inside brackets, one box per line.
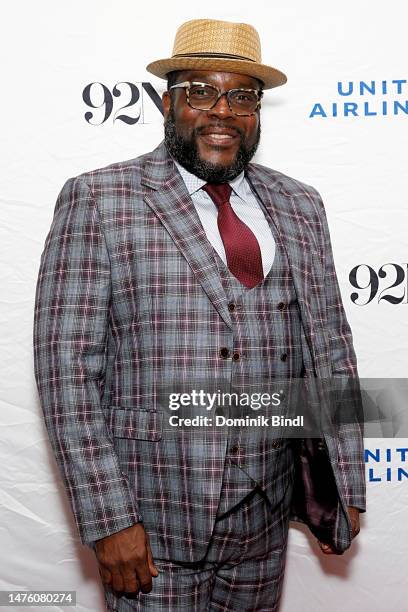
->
[280, 353, 288, 362]
[219, 347, 230, 359]
[272, 440, 281, 449]
[278, 302, 286, 310]
[317, 440, 326, 451]
[232, 352, 240, 361]
[228, 302, 236, 311]
[230, 445, 240, 455]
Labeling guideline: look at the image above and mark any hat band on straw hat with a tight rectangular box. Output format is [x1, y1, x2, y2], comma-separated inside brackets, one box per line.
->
[173, 52, 256, 62]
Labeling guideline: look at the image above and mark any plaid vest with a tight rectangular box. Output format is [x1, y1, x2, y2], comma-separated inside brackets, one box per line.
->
[214, 204, 304, 516]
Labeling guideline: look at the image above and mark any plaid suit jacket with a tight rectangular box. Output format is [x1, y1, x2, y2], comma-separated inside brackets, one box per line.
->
[33, 141, 366, 560]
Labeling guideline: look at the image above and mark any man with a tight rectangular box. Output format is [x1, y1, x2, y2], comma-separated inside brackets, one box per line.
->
[33, 18, 366, 611]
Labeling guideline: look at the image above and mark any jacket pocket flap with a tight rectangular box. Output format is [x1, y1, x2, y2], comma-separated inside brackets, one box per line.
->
[108, 407, 163, 441]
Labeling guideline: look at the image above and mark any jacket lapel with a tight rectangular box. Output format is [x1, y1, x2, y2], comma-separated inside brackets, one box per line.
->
[140, 142, 233, 329]
[245, 164, 326, 374]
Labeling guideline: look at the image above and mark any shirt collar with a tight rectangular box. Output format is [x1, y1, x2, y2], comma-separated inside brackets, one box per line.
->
[173, 159, 246, 201]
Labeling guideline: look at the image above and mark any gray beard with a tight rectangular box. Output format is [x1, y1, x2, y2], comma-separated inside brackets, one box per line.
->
[164, 107, 261, 183]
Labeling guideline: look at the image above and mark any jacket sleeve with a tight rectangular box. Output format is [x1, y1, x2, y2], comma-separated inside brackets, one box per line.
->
[33, 176, 142, 547]
[314, 188, 366, 513]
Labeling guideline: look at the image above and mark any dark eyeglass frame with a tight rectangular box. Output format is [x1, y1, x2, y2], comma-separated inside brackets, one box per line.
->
[169, 81, 263, 116]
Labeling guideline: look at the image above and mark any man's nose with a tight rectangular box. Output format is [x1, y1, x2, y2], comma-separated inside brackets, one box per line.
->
[207, 93, 234, 118]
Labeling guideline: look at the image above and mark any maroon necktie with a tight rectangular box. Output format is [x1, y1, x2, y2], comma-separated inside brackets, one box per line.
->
[203, 183, 264, 289]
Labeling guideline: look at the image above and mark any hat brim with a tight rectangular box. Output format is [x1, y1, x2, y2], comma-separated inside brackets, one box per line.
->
[146, 57, 287, 90]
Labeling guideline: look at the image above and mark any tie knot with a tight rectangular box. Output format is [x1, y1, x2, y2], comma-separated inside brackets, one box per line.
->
[202, 183, 232, 207]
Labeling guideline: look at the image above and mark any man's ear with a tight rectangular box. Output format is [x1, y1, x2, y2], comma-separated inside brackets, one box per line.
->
[162, 91, 171, 122]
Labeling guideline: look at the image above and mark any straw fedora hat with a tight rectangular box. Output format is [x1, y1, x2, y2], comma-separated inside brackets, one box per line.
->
[146, 19, 287, 90]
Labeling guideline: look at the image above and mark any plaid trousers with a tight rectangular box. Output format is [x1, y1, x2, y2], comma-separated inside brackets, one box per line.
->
[103, 470, 294, 612]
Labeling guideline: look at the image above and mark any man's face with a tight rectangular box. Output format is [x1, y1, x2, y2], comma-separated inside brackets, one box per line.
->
[162, 70, 262, 183]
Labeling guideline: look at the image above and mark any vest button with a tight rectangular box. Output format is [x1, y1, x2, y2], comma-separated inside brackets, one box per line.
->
[219, 347, 230, 359]
[280, 353, 288, 362]
[232, 352, 240, 361]
[278, 302, 286, 310]
[230, 445, 240, 455]
[228, 302, 236, 311]
[272, 440, 281, 449]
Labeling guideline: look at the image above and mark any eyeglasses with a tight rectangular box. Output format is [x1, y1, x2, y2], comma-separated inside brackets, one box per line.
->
[169, 81, 263, 116]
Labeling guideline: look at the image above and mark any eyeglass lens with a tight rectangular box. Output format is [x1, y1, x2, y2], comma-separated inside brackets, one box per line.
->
[188, 84, 259, 114]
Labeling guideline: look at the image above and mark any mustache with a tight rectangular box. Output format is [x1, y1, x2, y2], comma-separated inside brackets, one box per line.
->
[194, 124, 244, 138]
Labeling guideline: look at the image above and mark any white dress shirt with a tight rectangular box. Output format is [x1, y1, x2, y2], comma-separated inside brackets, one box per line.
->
[174, 161, 275, 277]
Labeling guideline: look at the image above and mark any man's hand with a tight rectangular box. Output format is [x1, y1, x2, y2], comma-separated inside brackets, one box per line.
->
[95, 523, 159, 595]
[318, 506, 361, 555]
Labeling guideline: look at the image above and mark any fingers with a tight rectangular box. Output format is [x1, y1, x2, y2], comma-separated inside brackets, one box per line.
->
[98, 562, 141, 595]
[98, 565, 112, 586]
[133, 552, 153, 593]
[347, 506, 361, 539]
[110, 569, 125, 593]
[119, 566, 140, 594]
[318, 541, 342, 555]
[146, 533, 159, 577]
[351, 519, 360, 539]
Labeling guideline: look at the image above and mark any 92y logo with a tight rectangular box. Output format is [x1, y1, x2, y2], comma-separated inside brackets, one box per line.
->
[82, 82, 163, 125]
[350, 263, 408, 305]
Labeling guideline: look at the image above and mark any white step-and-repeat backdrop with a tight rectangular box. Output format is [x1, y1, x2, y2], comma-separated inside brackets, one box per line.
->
[1, 1, 407, 610]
